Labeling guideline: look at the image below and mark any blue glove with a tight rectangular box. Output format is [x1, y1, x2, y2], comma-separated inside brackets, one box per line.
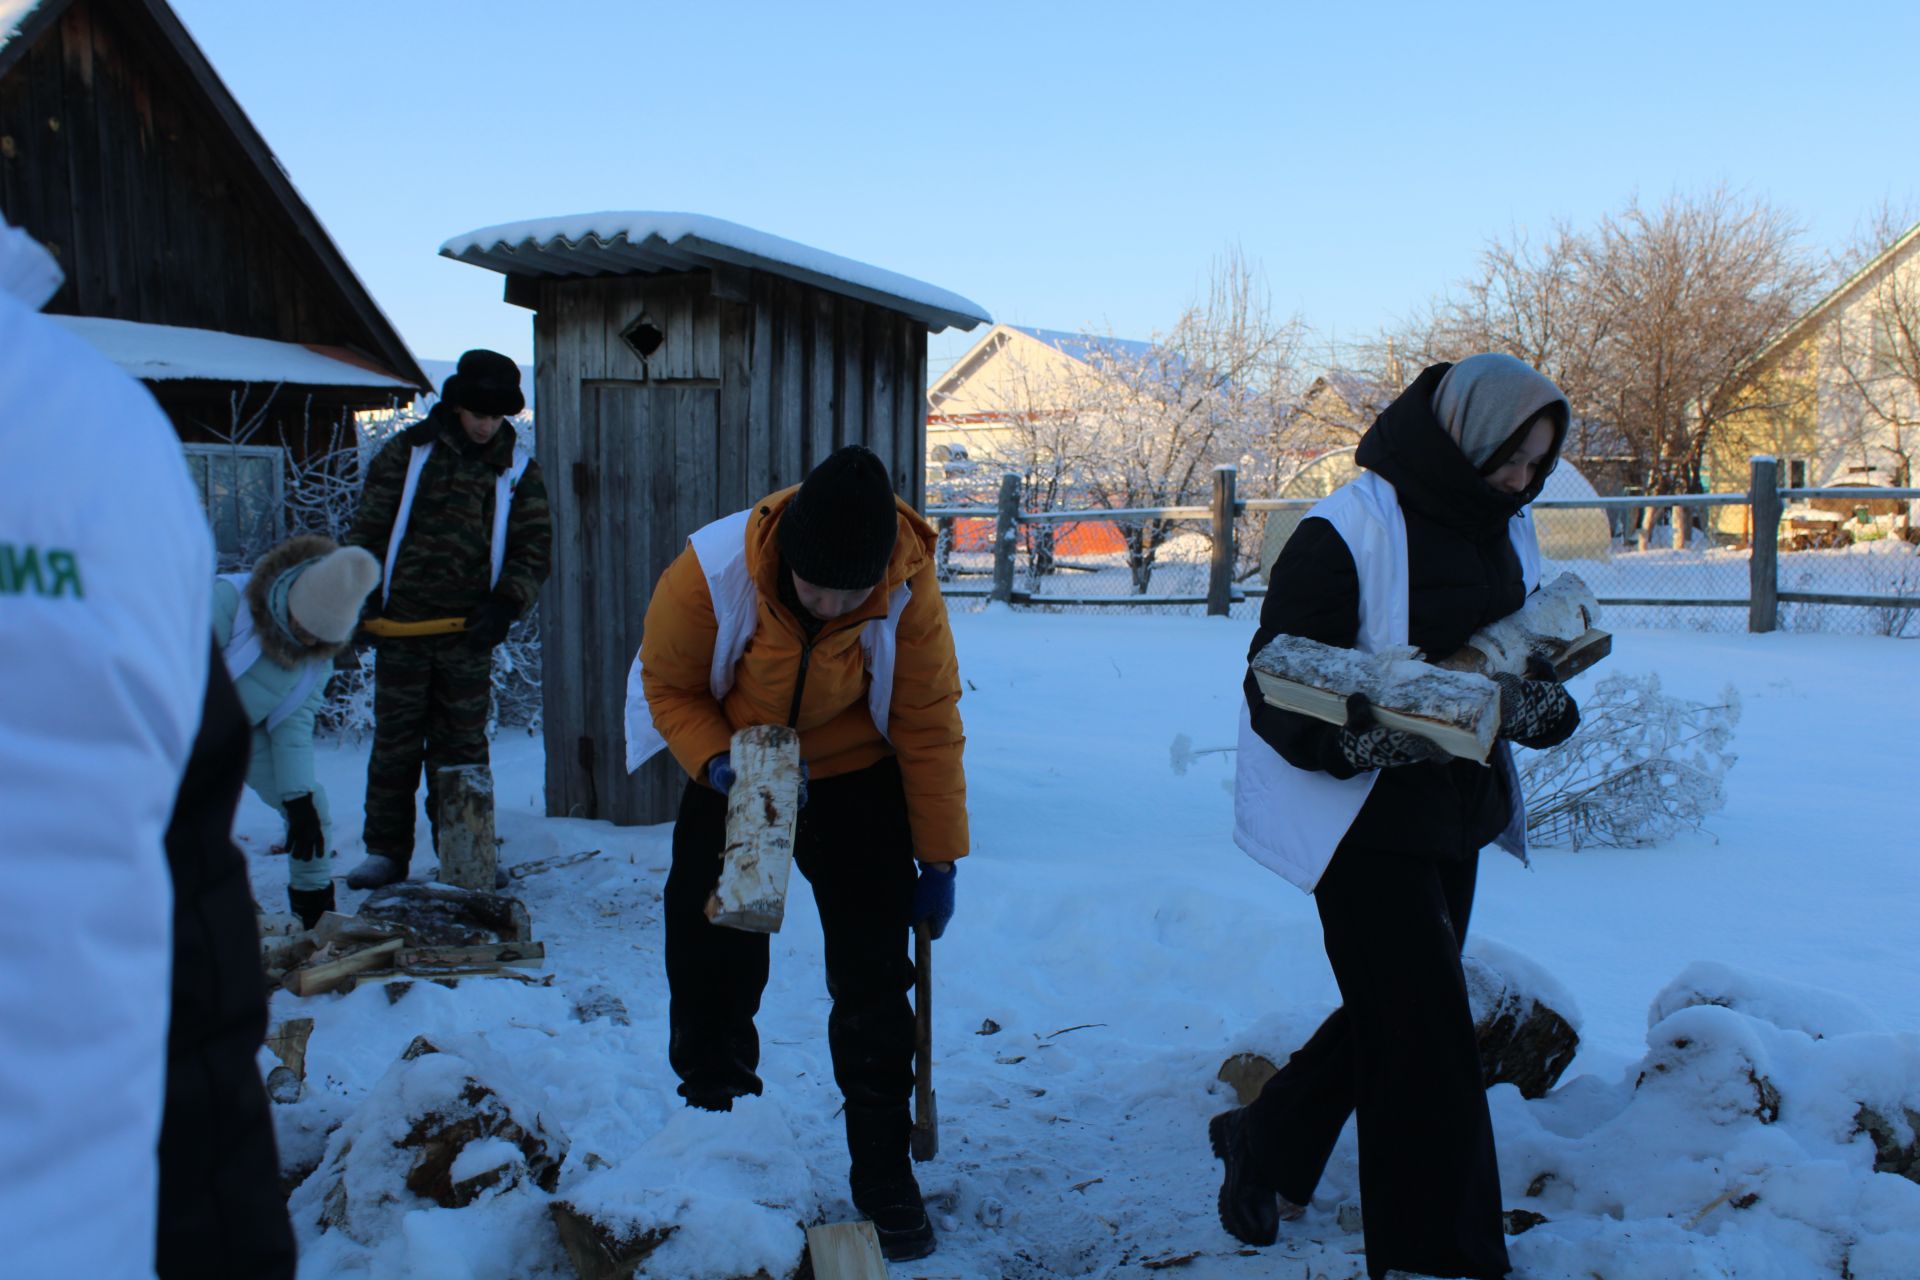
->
[910, 862, 956, 939]
[707, 753, 809, 806]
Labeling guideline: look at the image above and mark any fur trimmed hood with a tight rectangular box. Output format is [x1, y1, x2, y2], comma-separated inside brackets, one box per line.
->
[245, 535, 348, 666]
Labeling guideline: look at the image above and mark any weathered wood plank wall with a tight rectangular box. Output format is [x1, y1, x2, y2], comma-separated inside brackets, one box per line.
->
[535, 270, 930, 824]
[0, 0, 358, 343]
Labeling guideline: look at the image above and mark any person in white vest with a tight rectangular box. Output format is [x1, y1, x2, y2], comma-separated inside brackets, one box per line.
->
[0, 216, 294, 1276]
[213, 536, 380, 925]
[1215, 355, 1581, 1280]
[341, 349, 550, 890]
[633, 445, 967, 1262]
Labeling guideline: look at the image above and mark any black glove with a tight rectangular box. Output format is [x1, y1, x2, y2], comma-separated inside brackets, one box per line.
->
[1492, 667, 1579, 748]
[284, 793, 324, 861]
[1335, 692, 1449, 771]
[463, 596, 519, 649]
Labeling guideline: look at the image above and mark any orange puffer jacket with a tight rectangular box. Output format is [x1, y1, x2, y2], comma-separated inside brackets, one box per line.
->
[638, 487, 968, 861]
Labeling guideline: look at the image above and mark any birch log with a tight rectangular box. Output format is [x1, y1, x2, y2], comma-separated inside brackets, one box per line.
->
[435, 765, 497, 891]
[706, 725, 803, 933]
[1251, 635, 1501, 762]
[1436, 572, 1610, 680]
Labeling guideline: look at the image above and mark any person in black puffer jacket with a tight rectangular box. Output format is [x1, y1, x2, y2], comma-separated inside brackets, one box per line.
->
[1211, 355, 1580, 1280]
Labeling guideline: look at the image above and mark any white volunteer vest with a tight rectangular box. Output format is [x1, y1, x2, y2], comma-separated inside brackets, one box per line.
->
[624, 507, 910, 773]
[1232, 471, 1542, 893]
[216, 573, 330, 733]
[380, 440, 532, 607]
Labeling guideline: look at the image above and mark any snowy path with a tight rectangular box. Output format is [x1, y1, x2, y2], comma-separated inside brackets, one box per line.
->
[249, 617, 1920, 1279]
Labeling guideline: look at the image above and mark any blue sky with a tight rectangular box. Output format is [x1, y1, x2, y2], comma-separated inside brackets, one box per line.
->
[173, 0, 1919, 381]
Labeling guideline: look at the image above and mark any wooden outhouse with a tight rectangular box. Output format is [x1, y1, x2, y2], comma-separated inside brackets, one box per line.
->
[440, 213, 989, 825]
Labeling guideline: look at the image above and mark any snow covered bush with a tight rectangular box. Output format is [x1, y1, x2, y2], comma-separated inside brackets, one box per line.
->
[1494, 965, 1920, 1280]
[1522, 671, 1741, 849]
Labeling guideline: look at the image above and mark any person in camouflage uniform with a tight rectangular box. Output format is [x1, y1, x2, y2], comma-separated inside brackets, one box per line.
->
[342, 349, 551, 890]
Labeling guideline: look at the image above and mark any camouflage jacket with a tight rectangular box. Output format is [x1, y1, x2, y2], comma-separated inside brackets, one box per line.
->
[346, 407, 552, 622]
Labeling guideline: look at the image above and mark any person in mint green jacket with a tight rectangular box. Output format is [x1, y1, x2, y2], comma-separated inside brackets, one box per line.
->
[212, 535, 379, 926]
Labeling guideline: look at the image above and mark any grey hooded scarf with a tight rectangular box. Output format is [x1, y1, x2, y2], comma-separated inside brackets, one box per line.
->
[1429, 353, 1570, 472]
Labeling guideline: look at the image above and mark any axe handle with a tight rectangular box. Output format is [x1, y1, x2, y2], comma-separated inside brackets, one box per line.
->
[911, 919, 938, 1161]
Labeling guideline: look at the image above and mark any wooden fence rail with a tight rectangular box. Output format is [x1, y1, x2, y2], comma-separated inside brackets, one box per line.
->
[926, 458, 1920, 630]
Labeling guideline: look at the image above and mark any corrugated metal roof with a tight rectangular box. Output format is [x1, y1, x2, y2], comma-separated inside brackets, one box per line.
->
[440, 212, 991, 334]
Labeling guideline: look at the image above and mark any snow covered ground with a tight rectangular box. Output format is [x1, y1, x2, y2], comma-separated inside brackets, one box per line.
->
[249, 615, 1920, 1279]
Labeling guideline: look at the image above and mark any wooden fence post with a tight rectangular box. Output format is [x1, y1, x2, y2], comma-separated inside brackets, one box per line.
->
[990, 473, 1020, 604]
[1208, 465, 1236, 617]
[1749, 455, 1780, 633]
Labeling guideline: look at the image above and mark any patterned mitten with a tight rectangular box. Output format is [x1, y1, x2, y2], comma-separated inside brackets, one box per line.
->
[1492, 672, 1579, 748]
[1335, 693, 1449, 771]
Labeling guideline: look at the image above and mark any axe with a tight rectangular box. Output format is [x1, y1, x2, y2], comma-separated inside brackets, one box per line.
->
[911, 919, 938, 1162]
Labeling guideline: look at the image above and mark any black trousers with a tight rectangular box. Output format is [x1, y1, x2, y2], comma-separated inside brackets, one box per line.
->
[1244, 845, 1510, 1280]
[664, 755, 918, 1178]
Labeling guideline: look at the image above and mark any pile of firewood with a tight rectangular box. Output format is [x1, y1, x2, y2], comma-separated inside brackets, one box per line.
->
[259, 883, 547, 998]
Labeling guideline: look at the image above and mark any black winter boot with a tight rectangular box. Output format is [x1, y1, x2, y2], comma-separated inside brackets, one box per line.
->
[1209, 1107, 1303, 1246]
[288, 883, 335, 930]
[672, 1026, 765, 1112]
[676, 1065, 764, 1113]
[846, 1104, 935, 1261]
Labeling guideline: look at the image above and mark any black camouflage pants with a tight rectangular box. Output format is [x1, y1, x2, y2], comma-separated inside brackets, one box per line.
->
[361, 636, 492, 867]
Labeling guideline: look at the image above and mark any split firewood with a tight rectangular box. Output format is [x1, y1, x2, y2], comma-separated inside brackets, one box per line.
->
[282, 938, 404, 997]
[1251, 634, 1502, 762]
[705, 724, 803, 933]
[1436, 572, 1611, 681]
[804, 1220, 889, 1280]
[309, 911, 404, 947]
[394, 941, 544, 969]
[265, 1018, 315, 1082]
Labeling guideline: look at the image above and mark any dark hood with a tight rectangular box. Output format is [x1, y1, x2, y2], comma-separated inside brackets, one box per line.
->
[1354, 362, 1564, 535]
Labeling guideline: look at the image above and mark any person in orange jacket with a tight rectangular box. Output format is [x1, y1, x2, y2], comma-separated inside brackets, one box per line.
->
[631, 445, 966, 1262]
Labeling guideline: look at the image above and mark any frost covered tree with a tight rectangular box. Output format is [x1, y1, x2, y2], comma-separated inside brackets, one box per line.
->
[1375, 187, 1821, 516]
[1065, 249, 1306, 592]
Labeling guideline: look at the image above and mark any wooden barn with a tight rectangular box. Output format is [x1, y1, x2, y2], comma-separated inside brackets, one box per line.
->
[440, 212, 990, 825]
[0, 0, 427, 554]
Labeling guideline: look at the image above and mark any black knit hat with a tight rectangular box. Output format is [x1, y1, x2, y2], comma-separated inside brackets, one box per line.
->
[777, 446, 898, 589]
[441, 348, 525, 418]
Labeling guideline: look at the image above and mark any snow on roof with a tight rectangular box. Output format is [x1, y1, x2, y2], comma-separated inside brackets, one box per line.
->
[439, 212, 991, 334]
[1008, 325, 1159, 366]
[50, 315, 416, 389]
[0, 0, 43, 58]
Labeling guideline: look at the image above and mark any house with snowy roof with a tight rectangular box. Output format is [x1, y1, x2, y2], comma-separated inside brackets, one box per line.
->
[0, 0, 428, 557]
[1706, 218, 1920, 538]
[924, 324, 1175, 488]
